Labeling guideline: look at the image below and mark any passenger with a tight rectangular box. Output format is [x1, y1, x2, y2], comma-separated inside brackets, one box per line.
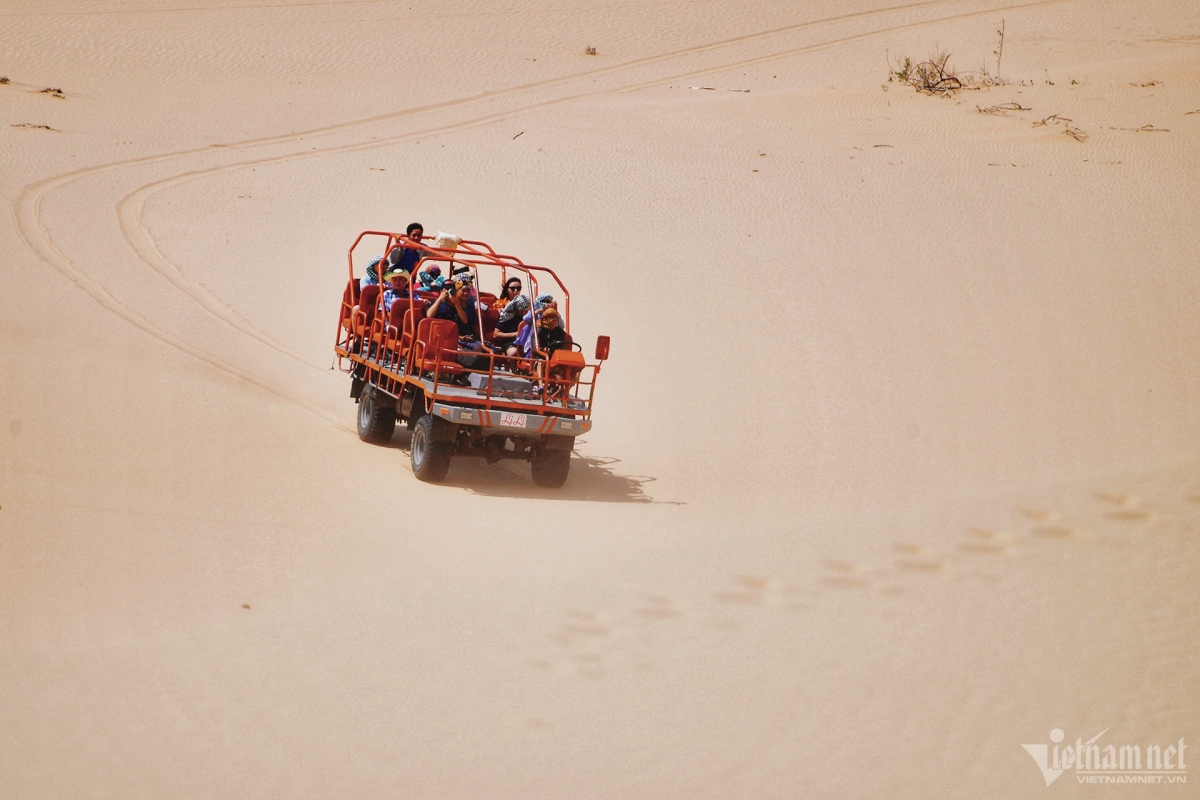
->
[491, 293, 529, 354]
[507, 294, 555, 360]
[381, 267, 411, 312]
[533, 307, 568, 354]
[532, 307, 570, 393]
[496, 276, 524, 309]
[427, 277, 495, 379]
[427, 277, 479, 338]
[415, 263, 444, 292]
[364, 222, 423, 286]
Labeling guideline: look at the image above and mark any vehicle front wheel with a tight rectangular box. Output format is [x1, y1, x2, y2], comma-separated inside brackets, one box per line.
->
[531, 448, 571, 488]
[411, 414, 452, 482]
[357, 384, 396, 444]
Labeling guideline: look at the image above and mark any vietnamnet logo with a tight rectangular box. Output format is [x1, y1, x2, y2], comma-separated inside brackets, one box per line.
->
[1022, 728, 1188, 786]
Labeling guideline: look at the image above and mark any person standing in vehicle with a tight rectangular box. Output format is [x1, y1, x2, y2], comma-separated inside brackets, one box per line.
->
[364, 222, 423, 286]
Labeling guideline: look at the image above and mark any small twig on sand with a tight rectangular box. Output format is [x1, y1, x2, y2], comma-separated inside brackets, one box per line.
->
[1034, 114, 1087, 141]
[512, 131, 524, 140]
[0, 77, 9, 85]
[11, 123, 60, 132]
[1130, 80, 1160, 87]
[1107, 124, 1169, 132]
[39, 87, 64, 98]
[977, 101, 1030, 116]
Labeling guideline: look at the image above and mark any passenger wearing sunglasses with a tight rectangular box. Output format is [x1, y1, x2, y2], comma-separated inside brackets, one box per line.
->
[497, 278, 524, 306]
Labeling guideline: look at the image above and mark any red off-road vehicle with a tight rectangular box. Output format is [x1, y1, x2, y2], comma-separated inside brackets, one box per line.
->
[334, 230, 609, 487]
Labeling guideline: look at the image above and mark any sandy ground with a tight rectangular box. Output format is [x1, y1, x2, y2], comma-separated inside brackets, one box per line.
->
[2, 0, 1199, 796]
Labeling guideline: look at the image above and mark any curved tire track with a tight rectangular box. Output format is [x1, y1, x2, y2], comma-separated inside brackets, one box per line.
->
[16, 0, 1067, 427]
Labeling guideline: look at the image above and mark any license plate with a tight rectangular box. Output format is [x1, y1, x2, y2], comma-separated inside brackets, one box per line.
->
[499, 412, 528, 428]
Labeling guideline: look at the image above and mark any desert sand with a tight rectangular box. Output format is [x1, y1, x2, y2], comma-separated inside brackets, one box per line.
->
[2, 0, 1198, 796]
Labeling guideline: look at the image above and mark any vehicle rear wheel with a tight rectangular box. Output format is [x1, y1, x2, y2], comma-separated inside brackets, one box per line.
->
[530, 448, 571, 488]
[411, 414, 452, 482]
[357, 384, 395, 444]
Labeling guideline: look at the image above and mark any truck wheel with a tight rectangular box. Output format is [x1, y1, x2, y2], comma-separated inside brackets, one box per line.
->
[357, 384, 395, 444]
[531, 449, 571, 488]
[411, 414, 452, 482]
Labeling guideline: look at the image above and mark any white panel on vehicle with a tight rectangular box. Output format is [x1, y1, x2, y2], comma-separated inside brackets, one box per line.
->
[500, 412, 528, 428]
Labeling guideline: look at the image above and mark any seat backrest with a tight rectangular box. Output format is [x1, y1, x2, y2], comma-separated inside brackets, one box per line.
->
[357, 284, 381, 326]
[415, 318, 460, 365]
[386, 298, 408, 329]
[481, 307, 500, 341]
[397, 304, 425, 353]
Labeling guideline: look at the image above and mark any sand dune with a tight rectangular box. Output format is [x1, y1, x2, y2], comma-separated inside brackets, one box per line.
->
[2, 1, 1198, 796]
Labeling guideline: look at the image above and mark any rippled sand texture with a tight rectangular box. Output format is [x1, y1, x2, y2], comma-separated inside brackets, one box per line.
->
[2, 0, 1198, 797]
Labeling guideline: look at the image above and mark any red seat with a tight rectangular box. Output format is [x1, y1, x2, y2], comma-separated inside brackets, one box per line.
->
[339, 279, 360, 330]
[396, 303, 426, 358]
[413, 318, 463, 376]
[373, 296, 407, 346]
[350, 284, 381, 338]
[381, 299, 426, 358]
[481, 307, 500, 342]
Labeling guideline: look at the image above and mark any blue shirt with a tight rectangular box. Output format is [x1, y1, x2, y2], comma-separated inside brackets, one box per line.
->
[383, 286, 411, 312]
[435, 296, 479, 338]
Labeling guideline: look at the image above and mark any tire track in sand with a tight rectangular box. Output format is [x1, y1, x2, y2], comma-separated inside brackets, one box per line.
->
[21, 0, 977, 384]
[17, 0, 1069, 425]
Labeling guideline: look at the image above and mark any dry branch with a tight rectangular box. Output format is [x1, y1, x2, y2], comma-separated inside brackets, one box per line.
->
[1034, 114, 1087, 141]
[977, 101, 1030, 116]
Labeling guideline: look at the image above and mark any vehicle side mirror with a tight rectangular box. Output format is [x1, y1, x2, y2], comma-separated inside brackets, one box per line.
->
[595, 335, 610, 361]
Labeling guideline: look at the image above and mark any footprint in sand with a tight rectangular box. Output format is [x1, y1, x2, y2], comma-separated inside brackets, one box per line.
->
[713, 574, 778, 605]
[1019, 507, 1085, 538]
[891, 543, 950, 573]
[960, 528, 1012, 555]
[635, 595, 684, 620]
[1105, 508, 1154, 522]
[1018, 507, 1061, 523]
[552, 611, 615, 650]
[820, 560, 873, 589]
[1032, 524, 1082, 539]
[1094, 491, 1156, 522]
[545, 611, 620, 678]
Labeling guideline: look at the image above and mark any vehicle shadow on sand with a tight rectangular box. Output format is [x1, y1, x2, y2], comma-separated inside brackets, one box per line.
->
[385, 432, 665, 503]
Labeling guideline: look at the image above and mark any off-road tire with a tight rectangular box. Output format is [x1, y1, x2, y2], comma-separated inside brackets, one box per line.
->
[530, 448, 571, 488]
[411, 414, 452, 482]
[357, 384, 395, 444]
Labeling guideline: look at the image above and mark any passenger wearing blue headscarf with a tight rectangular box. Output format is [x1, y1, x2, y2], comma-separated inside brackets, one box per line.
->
[508, 294, 555, 359]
